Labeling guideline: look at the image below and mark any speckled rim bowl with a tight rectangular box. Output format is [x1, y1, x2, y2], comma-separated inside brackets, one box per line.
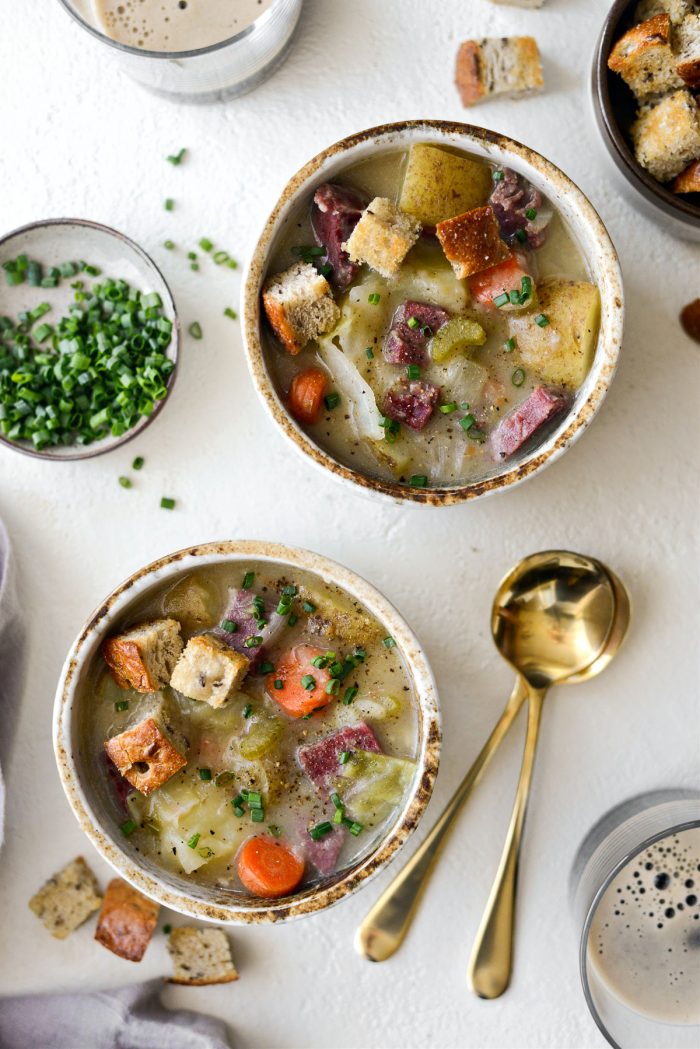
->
[242, 120, 624, 506]
[53, 540, 441, 924]
[0, 218, 179, 461]
[593, 0, 700, 238]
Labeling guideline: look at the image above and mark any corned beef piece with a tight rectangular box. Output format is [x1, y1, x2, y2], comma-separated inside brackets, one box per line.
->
[383, 301, 450, 365]
[311, 183, 368, 292]
[490, 385, 569, 460]
[298, 723, 382, 796]
[383, 378, 440, 431]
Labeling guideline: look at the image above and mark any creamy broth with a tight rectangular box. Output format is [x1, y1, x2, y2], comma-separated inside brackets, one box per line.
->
[263, 145, 599, 489]
[588, 826, 700, 1025]
[71, 0, 272, 51]
[86, 562, 418, 896]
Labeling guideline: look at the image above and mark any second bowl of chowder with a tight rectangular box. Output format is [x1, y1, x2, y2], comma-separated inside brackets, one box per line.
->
[243, 121, 624, 505]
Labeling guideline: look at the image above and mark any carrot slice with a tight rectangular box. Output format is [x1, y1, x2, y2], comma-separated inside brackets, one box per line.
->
[288, 367, 329, 425]
[468, 254, 533, 307]
[237, 835, 305, 898]
[266, 644, 332, 718]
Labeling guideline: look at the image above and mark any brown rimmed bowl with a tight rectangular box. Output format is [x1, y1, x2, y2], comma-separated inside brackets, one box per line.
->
[0, 218, 179, 461]
[53, 540, 441, 924]
[593, 0, 700, 240]
[242, 120, 624, 506]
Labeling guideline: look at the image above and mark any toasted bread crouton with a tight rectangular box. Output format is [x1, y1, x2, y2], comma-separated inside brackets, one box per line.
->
[102, 618, 182, 693]
[29, 857, 102, 940]
[635, 0, 691, 26]
[104, 714, 187, 795]
[608, 14, 684, 100]
[436, 206, 510, 280]
[94, 878, 159, 962]
[262, 262, 339, 355]
[168, 927, 239, 985]
[455, 37, 544, 107]
[631, 88, 700, 180]
[342, 197, 421, 279]
[671, 157, 700, 190]
[170, 634, 250, 708]
[676, 13, 700, 88]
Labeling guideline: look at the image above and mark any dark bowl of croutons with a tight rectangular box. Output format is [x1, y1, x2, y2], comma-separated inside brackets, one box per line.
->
[593, 0, 700, 239]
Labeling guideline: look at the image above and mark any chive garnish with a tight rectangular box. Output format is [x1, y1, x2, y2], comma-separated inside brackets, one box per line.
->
[302, 601, 316, 613]
[199, 238, 213, 252]
[164, 198, 174, 211]
[119, 476, 132, 488]
[259, 661, 274, 674]
[166, 148, 187, 165]
[343, 685, 358, 705]
[115, 700, 129, 712]
[525, 207, 537, 220]
[199, 768, 212, 781]
[188, 321, 202, 339]
[198, 846, 215, 858]
[132, 456, 144, 470]
[407, 316, 420, 330]
[268, 824, 282, 837]
[383, 637, 397, 648]
[164, 240, 175, 250]
[339, 750, 351, 764]
[163, 924, 172, 934]
[282, 585, 298, 596]
[493, 170, 504, 182]
[409, 475, 427, 488]
[535, 314, 549, 327]
[366, 347, 374, 359]
[301, 674, 316, 691]
[187, 833, 200, 849]
[309, 821, 333, 841]
[244, 635, 263, 649]
[243, 704, 253, 718]
[220, 618, 237, 633]
[251, 809, 265, 823]
[120, 819, 137, 836]
[224, 307, 237, 320]
[324, 392, 340, 410]
[242, 571, 255, 589]
[406, 364, 421, 380]
[515, 229, 528, 244]
[493, 293, 509, 308]
[274, 679, 283, 690]
[288, 613, 298, 626]
[512, 368, 526, 387]
[504, 337, 516, 353]
[459, 414, 476, 432]
[325, 679, 340, 695]
[440, 402, 458, 414]
[368, 293, 381, 304]
[344, 819, 363, 836]
[312, 655, 328, 668]
[160, 497, 175, 510]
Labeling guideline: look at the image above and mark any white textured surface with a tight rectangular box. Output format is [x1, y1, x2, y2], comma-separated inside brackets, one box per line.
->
[0, 2, 699, 1047]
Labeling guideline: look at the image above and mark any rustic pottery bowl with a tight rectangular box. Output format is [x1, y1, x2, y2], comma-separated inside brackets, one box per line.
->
[53, 540, 440, 924]
[242, 120, 624, 506]
[592, 0, 700, 240]
[0, 218, 179, 461]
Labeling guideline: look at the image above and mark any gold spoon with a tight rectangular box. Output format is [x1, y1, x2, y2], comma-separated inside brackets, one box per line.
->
[355, 552, 629, 965]
[467, 553, 627, 999]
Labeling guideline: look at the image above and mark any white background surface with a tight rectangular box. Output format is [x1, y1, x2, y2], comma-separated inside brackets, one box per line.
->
[0, 2, 699, 1047]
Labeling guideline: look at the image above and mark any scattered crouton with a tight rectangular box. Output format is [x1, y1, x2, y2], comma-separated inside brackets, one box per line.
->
[455, 37, 543, 107]
[608, 14, 684, 101]
[631, 88, 700, 181]
[671, 157, 700, 190]
[102, 618, 182, 693]
[29, 857, 102, 940]
[635, 0, 691, 26]
[168, 927, 239, 985]
[262, 262, 339, 355]
[94, 878, 159, 962]
[680, 298, 700, 342]
[170, 634, 250, 708]
[342, 197, 421, 279]
[104, 713, 187, 795]
[676, 13, 700, 88]
[436, 206, 511, 280]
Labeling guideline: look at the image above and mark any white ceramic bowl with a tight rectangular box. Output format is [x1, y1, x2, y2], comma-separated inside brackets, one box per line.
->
[53, 540, 440, 924]
[242, 120, 625, 505]
[0, 218, 179, 461]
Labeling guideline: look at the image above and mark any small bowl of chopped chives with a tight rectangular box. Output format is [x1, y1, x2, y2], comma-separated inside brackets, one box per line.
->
[0, 218, 179, 461]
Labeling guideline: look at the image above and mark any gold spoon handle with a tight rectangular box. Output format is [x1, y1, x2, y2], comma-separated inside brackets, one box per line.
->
[355, 676, 529, 963]
[467, 683, 546, 998]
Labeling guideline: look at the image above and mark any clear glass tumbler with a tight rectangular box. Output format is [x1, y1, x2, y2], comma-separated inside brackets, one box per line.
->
[57, 0, 303, 102]
[571, 790, 700, 1049]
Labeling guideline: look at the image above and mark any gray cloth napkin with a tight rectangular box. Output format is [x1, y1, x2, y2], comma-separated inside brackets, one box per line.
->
[0, 979, 231, 1049]
[0, 517, 25, 846]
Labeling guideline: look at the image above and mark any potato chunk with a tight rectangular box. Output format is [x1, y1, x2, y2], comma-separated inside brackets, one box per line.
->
[399, 143, 492, 226]
[506, 278, 600, 389]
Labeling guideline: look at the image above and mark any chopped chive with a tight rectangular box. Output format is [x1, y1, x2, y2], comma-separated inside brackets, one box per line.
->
[535, 313, 549, 327]
[333, 808, 344, 824]
[302, 600, 316, 613]
[282, 585, 298, 597]
[190, 262, 199, 272]
[132, 456, 144, 470]
[493, 170, 504, 182]
[244, 635, 263, 649]
[188, 321, 202, 339]
[511, 368, 526, 387]
[251, 808, 265, 823]
[215, 771, 235, 787]
[409, 475, 427, 488]
[301, 674, 316, 691]
[220, 618, 237, 633]
[233, 804, 245, 817]
[509, 289, 521, 304]
[164, 198, 174, 211]
[504, 337, 516, 353]
[187, 251, 197, 261]
[187, 833, 200, 849]
[166, 148, 187, 165]
[520, 276, 533, 300]
[118, 476, 132, 488]
[468, 428, 486, 442]
[199, 238, 213, 252]
[224, 307, 238, 320]
[311, 655, 328, 668]
[368, 292, 381, 305]
[383, 637, 397, 649]
[525, 207, 537, 220]
[345, 820, 363, 836]
[407, 316, 420, 330]
[243, 704, 253, 718]
[493, 293, 509, 308]
[440, 401, 458, 414]
[115, 700, 129, 712]
[276, 598, 292, 615]
[320, 263, 332, 276]
[324, 392, 340, 411]
[343, 685, 358, 705]
[164, 240, 175, 250]
[163, 924, 172, 935]
[309, 821, 333, 841]
[366, 347, 374, 359]
[339, 750, 351, 764]
[160, 497, 176, 510]
[242, 571, 255, 589]
[288, 613, 298, 626]
[199, 768, 212, 781]
[330, 792, 343, 810]
[246, 791, 262, 806]
[515, 229, 528, 244]
[259, 661, 274, 674]
[406, 364, 421, 380]
[459, 414, 476, 432]
[325, 679, 340, 695]
[460, 402, 470, 410]
[268, 824, 282, 837]
[198, 846, 215, 858]
[274, 679, 283, 690]
[354, 647, 366, 663]
[120, 819, 137, 836]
